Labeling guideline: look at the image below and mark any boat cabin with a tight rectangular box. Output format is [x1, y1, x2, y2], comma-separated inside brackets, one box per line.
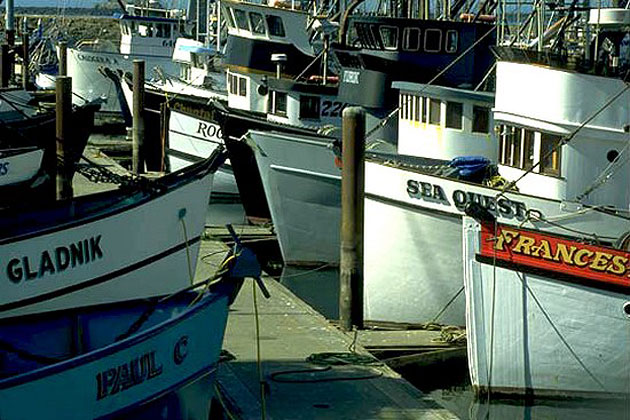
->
[493, 48, 630, 210]
[118, 12, 188, 57]
[220, 0, 320, 76]
[172, 38, 218, 87]
[395, 82, 495, 160]
[335, 17, 495, 89]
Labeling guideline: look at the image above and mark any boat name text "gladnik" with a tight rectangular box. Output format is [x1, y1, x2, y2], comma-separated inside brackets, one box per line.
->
[481, 225, 630, 289]
[6, 235, 104, 283]
[96, 350, 163, 400]
[407, 180, 528, 219]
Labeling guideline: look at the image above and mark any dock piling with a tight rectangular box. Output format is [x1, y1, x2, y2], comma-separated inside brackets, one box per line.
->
[56, 76, 73, 200]
[132, 59, 145, 175]
[0, 44, 9, 87]
[58, 41, 67, 76]
[339, 106, 365, 331]
[21, 29, 29, 90]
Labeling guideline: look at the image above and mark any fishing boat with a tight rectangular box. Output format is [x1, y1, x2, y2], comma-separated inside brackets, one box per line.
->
[0, 148, 225, 318]
[0, 234, 264, 419]
[462, 216, 630, 397]
[0, 89, 99, 197]
[66, 2, 192, 114]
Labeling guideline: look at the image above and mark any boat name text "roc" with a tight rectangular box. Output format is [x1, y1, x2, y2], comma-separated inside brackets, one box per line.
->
[6, 235, 104, 283]
[407, 180, 528, 219]
[96, 350, 163, 400]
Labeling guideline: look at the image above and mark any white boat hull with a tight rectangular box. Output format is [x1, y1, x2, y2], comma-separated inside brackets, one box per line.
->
[167, 108, 238, 197]
[463, 218, 630, 397]
[67, 47, 178, 114]
[248, 130, 341, 265]
[364, 159, 630, 325]
[0, 148, 44, 187]
[0, 163, 215, 318]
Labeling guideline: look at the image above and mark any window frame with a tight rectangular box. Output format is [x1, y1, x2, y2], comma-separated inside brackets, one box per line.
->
[424, 29, 442, 53]
[402, 27, 421, 51]
[249, 12, 266, 35]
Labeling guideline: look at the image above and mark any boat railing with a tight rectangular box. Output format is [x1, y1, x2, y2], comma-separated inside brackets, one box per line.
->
[492, 45, 629, 80]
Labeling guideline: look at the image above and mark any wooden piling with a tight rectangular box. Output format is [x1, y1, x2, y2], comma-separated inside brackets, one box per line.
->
[58, 41, 67, 76]
[132, 60, 145, 175]
[0, 44, 9, 87]
[21, 31, 29, 90]
[56, 76, 73, 200]
[339, 106, 365, 332]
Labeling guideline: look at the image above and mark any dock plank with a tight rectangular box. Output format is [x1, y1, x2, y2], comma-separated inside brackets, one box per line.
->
[196, 240, 456, 419]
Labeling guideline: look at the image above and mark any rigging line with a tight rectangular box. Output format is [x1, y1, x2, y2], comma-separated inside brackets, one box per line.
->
[365, 24, 498, 141]
[575, 141, 630, 202]
[514, 270, 608, 391]
[495, 80, 630, 201]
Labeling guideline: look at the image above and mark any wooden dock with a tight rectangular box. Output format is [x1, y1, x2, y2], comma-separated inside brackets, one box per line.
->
[196, 234, 457, 420]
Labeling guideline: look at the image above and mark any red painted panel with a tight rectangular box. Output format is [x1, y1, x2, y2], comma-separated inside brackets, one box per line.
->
[479, 223, 630, 289]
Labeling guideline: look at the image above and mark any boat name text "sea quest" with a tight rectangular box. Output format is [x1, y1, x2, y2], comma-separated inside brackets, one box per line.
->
[406, 180, 528, 219]
[96, 350, 163, 400]
[6, 235, 104, 283]
[480, 224, 630, 289]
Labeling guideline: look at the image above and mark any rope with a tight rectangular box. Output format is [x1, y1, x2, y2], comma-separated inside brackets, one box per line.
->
[180, 217, 194, 285]
[253, 281, 267, 420]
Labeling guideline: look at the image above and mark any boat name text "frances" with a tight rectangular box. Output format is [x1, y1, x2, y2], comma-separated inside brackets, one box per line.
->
[407, 180, 528, 219]
[96, 351, 163, 400]
[480, 224, 630, 289]
[6, 235, 104, 283]
[0, 161, 9, 175]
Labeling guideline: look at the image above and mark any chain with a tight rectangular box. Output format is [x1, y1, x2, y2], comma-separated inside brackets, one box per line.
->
[72, 155, 165, 194]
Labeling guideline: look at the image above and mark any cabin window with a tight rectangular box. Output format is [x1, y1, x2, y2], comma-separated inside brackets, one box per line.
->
[425, 29, 441, 52]
[271, 91, 287, 116]
[164, 24, 172, 38]
[249, 12, 266, 34]
[540, 133, 562, 175]
[234, 9, 250, 31]
[228, 74, 237, 95]
[472, 106, 489, 133]
[499, 125, 520, 167]
[413, 94, 421, 121]
[223, 7, 236, 28]
[300, 95, 320, 119]
[523, 129, 535, 169]
[266, 15, 285, 37]
[379, 26, 399, 50]
[403, 28, 420, 51]
[428, 98, 441, 125]
[445, 30, 458, 53]
[238, 77, 247, 96]
[138, 23, 152, 37]
[445, 102, 463, 129]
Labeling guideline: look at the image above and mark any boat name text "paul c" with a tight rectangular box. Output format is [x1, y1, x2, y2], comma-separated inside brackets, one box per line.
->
[6, 235, 104, 283]
[96, 350, 163, 400]
[407, 180, 529, 219]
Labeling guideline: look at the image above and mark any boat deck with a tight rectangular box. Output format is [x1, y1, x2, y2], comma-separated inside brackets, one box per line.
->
[195, 235, 457, 420]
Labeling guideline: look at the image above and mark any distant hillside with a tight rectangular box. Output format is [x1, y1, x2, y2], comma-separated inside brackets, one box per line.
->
[15, 7, 119, 16]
